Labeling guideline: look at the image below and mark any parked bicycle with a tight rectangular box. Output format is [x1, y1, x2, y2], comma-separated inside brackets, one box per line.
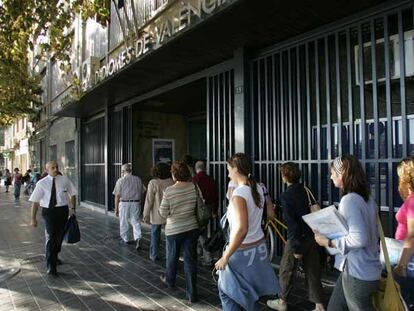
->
[264, 214, 287, 262]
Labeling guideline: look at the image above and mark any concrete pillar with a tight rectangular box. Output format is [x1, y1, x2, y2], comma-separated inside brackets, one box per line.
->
[233, 48, 250, 154]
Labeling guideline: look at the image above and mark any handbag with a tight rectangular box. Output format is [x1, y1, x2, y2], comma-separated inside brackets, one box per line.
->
[194, 184, 211, 228]
[372, 215, 407, 311]
[64, 215, 81, 244]
[304, 186, 321, 213]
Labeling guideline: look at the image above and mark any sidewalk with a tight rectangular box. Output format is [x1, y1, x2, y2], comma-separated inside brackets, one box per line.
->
[0, 187, 330, 310]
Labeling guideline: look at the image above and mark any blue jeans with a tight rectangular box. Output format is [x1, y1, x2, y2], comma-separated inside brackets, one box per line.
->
[150, 224, 162, 260]
[165, 228, 199, 301]
[14, 183, 21, 199]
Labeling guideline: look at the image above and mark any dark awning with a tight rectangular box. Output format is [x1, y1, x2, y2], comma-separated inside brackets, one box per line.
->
[56, 0, 389, 118]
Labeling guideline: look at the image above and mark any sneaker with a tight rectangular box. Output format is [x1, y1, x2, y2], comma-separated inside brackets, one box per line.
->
[119, 239, 129, 246]
[267, 298, 287, 311]
[159, 274, 174, 288]
[312, 304, 325, 311]
[135, 239, 140, 251]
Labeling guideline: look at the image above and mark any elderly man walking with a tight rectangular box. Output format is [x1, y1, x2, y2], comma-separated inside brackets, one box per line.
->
[29, 161, 77, 276]
[113, 163, 143, 250]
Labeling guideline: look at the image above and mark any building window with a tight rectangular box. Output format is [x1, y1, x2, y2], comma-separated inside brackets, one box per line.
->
[65, 140, 75, 168]
[81, 116, 105, 206]
[49, 145, 57, 162]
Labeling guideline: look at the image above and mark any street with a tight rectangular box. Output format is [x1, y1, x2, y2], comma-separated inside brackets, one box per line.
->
[0, 188, 320, 311]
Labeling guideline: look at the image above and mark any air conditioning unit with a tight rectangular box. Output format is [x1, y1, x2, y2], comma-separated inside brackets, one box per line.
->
[354, 29, 414, 85]
[81, 56, 100, 90]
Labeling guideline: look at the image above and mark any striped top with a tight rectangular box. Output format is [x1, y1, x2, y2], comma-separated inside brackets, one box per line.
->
[159, 183, 199, 236]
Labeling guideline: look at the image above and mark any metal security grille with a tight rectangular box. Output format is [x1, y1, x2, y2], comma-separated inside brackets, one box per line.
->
[81, 115, 105, 205]
[207, 70, 235, 218]
[251, 1, 414, 254]
[108, 107, 132, 211]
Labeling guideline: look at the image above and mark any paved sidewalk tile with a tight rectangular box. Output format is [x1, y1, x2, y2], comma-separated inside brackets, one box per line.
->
[0, 187, 332, 310]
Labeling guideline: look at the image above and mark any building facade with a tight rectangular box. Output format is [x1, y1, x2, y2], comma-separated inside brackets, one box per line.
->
[0, 118, 33, 174]
[38, 0, 414, 256]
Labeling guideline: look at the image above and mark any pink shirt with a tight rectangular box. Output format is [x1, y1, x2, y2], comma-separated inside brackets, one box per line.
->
[395, 193, 414, 240]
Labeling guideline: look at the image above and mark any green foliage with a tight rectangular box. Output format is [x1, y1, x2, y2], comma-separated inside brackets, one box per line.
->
[0, 0, 110, 126]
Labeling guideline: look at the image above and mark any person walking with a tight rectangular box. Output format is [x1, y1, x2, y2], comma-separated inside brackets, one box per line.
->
[314, 155, 381, 311]
[113, 163, 143, 250]
[192, 160, 219, 266]
[4, 169, 11, 193]
[159, 161, 200, 303]
[13, 168, 23, 199]
[215, 153, 280, 311]
[267, 162, 324, 311]
[393, 157, 414, 308]
[227, 180, 275, 221]
[143, 163, 174, 262]
[29, 161, 77, 276]
[23, 169, 32, 195]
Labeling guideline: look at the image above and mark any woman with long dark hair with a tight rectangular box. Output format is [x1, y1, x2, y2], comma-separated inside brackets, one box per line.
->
[314, 155, 381, 310]
[215, 153, 279, 311]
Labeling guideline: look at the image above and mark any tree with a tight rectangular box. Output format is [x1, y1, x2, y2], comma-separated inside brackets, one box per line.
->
[0, 0, 110, 126]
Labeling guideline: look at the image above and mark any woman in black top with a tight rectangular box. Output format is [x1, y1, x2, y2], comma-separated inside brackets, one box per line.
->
[267, 162, 324, 311]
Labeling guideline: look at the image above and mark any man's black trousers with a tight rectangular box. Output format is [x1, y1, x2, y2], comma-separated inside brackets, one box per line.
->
[42, 206, 69, 272]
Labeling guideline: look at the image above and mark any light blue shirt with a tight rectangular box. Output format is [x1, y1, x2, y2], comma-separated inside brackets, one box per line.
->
[333, 193, 382, 281]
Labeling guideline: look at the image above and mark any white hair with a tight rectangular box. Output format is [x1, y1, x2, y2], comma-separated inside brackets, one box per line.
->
[122, 163, 132, 173]
[195, 160, 206, 172]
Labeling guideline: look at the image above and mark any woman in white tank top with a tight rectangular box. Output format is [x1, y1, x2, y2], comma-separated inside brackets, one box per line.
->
[215, 153, 280, 310]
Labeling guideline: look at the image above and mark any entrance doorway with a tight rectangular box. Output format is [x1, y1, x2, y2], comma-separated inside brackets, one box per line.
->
[132, 78, 207, 185]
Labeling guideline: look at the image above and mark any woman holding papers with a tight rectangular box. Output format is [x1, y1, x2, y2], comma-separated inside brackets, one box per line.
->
[267, 162, 325, 311]
[314, 155, 381, 311]
[394, 157, 414, 308]
[215, 153, 280, 311]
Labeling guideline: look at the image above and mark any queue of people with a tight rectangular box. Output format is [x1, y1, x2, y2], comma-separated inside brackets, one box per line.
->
[109, 153, 414, 310]
[5, 152, 412, 310]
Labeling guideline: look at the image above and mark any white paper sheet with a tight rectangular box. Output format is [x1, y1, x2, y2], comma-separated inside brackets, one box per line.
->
[302, 205, 348, 255]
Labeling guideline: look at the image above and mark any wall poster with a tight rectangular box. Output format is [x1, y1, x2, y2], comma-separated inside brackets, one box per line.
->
[152, 139, 175, 165]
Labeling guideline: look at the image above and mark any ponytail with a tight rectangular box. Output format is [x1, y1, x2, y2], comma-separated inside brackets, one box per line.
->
[227, 153, 262, 207]
[247, 175, 262, 208]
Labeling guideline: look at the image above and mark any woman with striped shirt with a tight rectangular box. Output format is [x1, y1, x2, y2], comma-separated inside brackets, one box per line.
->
[159, 161, 200, 303]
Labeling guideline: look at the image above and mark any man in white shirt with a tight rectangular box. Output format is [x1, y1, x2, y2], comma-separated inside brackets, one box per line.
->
[113, 163, 143, 250]
[29, 161, 77, 276]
